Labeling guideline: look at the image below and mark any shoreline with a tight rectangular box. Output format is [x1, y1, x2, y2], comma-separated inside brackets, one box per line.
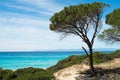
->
[0, 50, 120, 80]
[0, 50, 115, 71]
[0, 50, 119, 71]
[0, 67, 47, 71]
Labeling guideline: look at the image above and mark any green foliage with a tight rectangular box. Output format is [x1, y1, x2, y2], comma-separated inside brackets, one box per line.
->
[47, 55, 87, 73]
[99, 9, 120, 43]
[0, 67, 3, 70]
[49, 2, 108, 34]
[0, 50, 120, 80]
[50, 2, 108, 73]
[98, 27, 120, 43]
[14, 71, 54, 80]
[48, 50, 120, 73]
[13, 67, 55, 80]
[109, 50, 120, 58]
[92, 52, 112, 64]
[106, 9, 120, 27]
[0, 69, 16, 80]
[14, 67, 43, 76]
[0, 67, 55, 80]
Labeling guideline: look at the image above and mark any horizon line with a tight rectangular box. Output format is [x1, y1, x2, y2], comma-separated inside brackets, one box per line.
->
[0, 48, 119, 52]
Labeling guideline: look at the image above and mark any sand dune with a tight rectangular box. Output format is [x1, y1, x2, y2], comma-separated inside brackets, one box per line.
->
[54, 64, 89, 80]
[54, 58, 120, 80]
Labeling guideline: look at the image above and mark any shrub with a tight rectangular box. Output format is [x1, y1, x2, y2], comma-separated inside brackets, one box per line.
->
[14, 67, 55, 80]
[47, 55, 87, 73]
[0, 69, 16, 80]
[0, 67, 55, 80]
[0, 50, 120, 80]
[48, 50, 120, 73]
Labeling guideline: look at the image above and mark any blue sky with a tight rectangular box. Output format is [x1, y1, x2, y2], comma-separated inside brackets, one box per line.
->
[0, 0, 119, 51]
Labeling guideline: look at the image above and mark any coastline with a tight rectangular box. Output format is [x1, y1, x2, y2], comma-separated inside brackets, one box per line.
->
[0, 50, 120, 80]
[0, 50, 114, 70]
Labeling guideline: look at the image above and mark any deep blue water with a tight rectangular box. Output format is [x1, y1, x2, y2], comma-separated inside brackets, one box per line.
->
[0, 51, 113, 70]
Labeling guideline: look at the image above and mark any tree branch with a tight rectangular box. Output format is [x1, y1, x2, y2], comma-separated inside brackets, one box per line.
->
[82, 46, 89, 57]
[91, 16, 101, 45]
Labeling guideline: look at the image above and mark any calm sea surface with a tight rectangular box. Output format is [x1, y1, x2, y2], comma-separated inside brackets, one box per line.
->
[0, 51, 112, 70]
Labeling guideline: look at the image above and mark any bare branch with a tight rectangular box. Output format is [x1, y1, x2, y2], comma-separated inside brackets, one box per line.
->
[82, 46, 90, 57]
[91, 15, 101, 45]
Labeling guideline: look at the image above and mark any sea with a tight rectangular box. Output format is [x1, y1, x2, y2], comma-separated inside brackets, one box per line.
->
[0, 51, 113, 70]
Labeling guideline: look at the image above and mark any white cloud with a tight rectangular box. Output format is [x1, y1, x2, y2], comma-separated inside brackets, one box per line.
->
[4, 4, 53, 16]
[0, 15, 117, 51]
[0, 26, 57, 51]
[15, 0, 64, 12]
[0, 15, 50, 29]
[0, 16, 86, 51]
[0, 0, 118, 51]
[0, 25, 84, 51]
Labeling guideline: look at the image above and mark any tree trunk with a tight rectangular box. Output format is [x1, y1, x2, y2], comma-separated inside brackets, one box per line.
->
[89, 46, 95, 74]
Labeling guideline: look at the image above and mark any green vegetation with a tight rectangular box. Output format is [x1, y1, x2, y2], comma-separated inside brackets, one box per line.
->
[47, 50, 120, 73]
[47, 55, 87, 73]
[91, 51, 120, 64]
[0, 67, 55, 80]
[0, 50, 120, 80]
[99, 9, 120, 43]
[49, 2, 108, 73]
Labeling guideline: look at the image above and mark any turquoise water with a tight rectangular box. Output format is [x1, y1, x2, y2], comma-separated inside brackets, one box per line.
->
[0, 51, 112, 70]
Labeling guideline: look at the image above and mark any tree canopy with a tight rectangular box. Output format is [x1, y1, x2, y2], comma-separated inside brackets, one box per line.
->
[99, 9, 120, 43]
[50, 2, 107, 39]
[49, 2, 108, 74]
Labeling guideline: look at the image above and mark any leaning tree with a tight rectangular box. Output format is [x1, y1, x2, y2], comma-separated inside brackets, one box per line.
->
[99, 9, 120, 43]
[49, 2, 108, 73]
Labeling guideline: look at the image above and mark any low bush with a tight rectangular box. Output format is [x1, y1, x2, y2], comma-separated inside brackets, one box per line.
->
[47, 50, 120, 73]
[0, 50, 120, 80]
[0, 67, 55, 80]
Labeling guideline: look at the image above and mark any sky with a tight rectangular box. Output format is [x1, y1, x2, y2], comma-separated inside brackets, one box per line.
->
[0, 0, 120, 51]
